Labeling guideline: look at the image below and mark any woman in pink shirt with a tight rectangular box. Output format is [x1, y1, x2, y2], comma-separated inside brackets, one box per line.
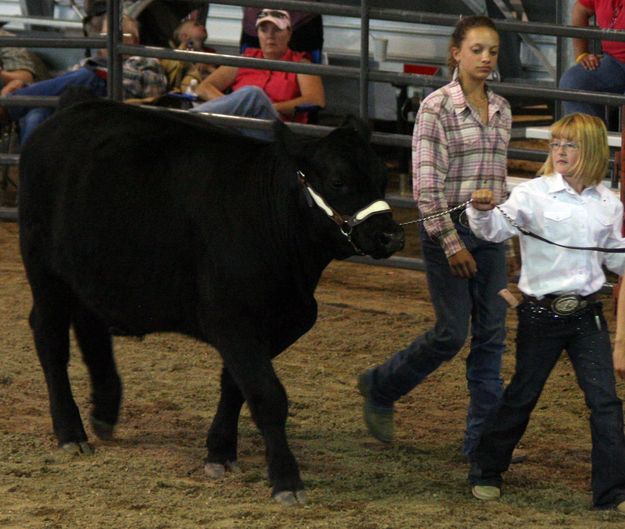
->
[191, 9, 324, 133]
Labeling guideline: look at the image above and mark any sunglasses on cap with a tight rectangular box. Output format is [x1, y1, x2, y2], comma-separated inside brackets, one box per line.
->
[257, 10, 289, 19]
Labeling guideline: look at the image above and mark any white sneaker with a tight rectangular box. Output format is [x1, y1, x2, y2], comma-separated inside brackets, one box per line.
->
[472, 485, 501, 501]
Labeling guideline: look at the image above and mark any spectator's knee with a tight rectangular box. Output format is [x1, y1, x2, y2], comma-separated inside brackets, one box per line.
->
[559, 65, 587, 90]
[235, 85, 270, 103]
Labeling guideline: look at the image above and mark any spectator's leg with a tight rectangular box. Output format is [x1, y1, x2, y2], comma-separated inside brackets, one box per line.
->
[7, 67, 104, 122]
[19, 108, 54, 145]
[559, 53, 625, 118]
[191, 86, 281, 140]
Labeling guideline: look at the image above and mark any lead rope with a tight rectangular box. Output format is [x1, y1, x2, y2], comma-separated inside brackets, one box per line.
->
[494, 204, 625, 253]
[399, 200, 471, 227]
[400, 200, 625, 253]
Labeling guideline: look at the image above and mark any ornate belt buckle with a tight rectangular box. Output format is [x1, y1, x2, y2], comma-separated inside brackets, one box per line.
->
[551, 294, 584, 316]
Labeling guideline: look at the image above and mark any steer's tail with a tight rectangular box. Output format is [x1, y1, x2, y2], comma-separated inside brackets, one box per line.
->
[58, 85, 100, 110]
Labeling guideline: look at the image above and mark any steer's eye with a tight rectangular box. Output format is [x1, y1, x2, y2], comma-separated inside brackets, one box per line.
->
[330, 179, 344, 190]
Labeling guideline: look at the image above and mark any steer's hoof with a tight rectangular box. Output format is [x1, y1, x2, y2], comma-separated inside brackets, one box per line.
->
[60, 441, 95, 456]
[90, 416, 115, 440]
[273, 490, 308, 506]
[203, 460, 240, 479]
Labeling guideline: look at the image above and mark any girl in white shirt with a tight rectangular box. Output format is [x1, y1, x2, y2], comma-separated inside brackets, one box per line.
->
[466, 112, 625, 514]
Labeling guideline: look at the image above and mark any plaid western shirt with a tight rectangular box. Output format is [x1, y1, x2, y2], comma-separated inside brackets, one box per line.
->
[79, 55, 167, 100]
[412, 78, 511, 257]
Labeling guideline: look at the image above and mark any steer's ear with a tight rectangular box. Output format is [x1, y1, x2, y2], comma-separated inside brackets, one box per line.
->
[339, 115, 371, 142]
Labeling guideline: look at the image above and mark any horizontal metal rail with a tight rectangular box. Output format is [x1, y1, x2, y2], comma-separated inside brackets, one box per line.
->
[0, 15, 83, 29]
[87, 44, 625, 108]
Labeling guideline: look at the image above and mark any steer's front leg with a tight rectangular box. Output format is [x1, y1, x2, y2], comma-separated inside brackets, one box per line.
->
[219, 342, 306, 506]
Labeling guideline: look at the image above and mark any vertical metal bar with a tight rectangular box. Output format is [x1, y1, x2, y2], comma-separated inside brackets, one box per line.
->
[359, 0, 369, 122]
[107, 0, 123, 101]
[554, 0, 565, 122]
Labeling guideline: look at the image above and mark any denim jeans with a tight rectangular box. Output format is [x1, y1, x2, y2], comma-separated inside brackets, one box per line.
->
[559, 52, 625, 118]
[8, 67, 107, 144]
[469, 302, 625, 508]
[190, 85, 280, 140]
[368, 221, 507, 455]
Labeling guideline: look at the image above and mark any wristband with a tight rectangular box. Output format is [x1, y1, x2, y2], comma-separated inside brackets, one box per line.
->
[575, 52, 590, 64]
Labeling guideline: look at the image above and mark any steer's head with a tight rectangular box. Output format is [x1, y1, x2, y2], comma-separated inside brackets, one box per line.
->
[277, 117, 405, 260]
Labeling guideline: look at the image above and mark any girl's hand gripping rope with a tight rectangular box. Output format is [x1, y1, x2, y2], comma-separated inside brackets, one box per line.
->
[470, 189, 497, 211]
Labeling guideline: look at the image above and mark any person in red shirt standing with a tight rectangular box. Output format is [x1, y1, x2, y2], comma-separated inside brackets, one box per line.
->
[190, 9, 324, 135]
[559, 0, 625, 121]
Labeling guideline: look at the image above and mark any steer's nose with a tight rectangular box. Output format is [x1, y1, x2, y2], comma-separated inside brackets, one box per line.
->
[381, 227, 405, 253]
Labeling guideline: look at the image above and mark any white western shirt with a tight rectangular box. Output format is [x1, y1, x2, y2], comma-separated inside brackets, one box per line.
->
[467, 173, 625, 298]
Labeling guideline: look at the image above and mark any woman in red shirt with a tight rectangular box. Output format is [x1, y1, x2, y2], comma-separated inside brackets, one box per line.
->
[191, 9, 325, 129]
[559, 0, 625, 121]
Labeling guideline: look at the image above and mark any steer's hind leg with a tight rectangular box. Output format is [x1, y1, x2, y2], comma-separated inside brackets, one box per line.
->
[204, 366, 244, 478]
[219, 345, 305, 505]
[72, 302, 122, 441]
[28, 276, 92, 454]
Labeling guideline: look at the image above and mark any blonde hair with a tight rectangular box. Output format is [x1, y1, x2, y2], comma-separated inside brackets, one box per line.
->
[447, 15, 498, 78]
[538, 113, 609, 186]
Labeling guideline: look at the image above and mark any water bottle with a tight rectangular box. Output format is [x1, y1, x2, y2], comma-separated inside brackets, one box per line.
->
[185, 78, 198, 96]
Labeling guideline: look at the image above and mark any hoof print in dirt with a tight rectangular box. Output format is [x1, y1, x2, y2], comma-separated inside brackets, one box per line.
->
[90, 416, 115, 440]
[61, 441, 94, 456]
[273, 490, 308, 506]
[204, 460, 240, 479]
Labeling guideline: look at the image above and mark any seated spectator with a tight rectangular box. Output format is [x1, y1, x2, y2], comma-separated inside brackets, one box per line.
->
[190, 9, 325, 137]
[240, 4, 323, 53]
[160, 19, 216, 93]
[0, 28, 50, 96]
[0, 15, 167, 145]
[559, 0, 625, 121]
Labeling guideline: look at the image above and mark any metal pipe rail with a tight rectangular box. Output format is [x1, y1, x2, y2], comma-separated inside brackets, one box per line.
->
[208, 0, 625, 42]
[0, 36, 105, 48]
[0, 15, 84, 30]
[115, 44, 625, 108]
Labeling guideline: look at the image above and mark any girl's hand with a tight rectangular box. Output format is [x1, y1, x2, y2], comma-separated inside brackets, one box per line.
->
[470, 189, 496, 211]
[448, 248, 477, 278]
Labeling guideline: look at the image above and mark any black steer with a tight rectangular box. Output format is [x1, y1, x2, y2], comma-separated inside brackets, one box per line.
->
[18, 98, 404, 505]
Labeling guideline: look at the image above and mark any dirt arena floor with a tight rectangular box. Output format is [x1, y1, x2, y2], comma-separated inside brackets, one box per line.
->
[2, 217, 625, 529]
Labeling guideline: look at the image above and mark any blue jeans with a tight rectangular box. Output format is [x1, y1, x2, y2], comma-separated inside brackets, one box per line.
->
[8, 67, 107, 144]
[368, 222, 507, 455]
[190, 85, 280, 140]
[469, 302, 625, 508]
[559, 52, 625, 118]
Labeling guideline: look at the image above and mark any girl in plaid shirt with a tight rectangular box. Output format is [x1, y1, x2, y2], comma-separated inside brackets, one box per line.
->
[358, 16, 512, 459]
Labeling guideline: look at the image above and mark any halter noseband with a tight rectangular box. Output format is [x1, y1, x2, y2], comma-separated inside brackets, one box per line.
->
[297, 170, 392, 255]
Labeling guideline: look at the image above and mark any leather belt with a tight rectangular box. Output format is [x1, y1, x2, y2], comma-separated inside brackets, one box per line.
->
[449, 208, 468, 226]
[523, 293, 599, 316]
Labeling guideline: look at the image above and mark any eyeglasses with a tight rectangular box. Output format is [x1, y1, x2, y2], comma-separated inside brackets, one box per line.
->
[257, 10, 288, 19]
[549, 141, 579, 151]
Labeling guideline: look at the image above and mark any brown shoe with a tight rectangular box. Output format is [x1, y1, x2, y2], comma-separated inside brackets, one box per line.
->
[357, 371, 394, 443]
